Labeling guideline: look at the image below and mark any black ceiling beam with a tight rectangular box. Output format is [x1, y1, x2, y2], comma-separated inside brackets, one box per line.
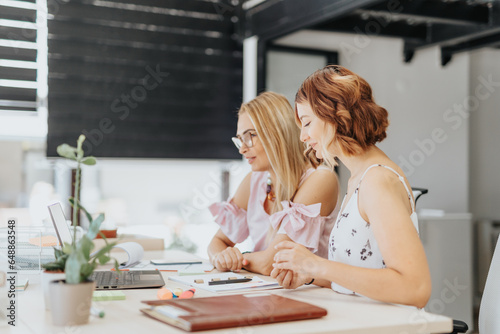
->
[403, 0, 500, 62]
[312, 13, 427, 43]
[244, 0, 385, 41]
[423, 23, 500, 48]
[441, 31, 500, 66]
[404, 23, 500, 63]
[363, 0, 490, 26]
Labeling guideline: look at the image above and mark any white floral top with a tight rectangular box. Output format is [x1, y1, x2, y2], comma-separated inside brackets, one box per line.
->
[328, 164, 418, 295]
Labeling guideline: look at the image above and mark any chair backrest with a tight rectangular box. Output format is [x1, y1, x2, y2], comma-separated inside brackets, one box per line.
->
[479, 234, 500, 333]
[411, 187, 428, 205]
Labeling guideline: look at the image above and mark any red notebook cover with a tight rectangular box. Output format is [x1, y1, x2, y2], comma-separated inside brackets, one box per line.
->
[141, 293, 327, 332]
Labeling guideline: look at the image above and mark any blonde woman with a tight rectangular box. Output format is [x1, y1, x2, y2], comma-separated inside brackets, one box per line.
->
[208, 92, 340, 275]
[271, 66, 431, 308]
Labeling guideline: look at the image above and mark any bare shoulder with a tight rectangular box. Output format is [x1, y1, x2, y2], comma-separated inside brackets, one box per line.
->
[361, 165, 409, 195]
[294, 168, 339, 216]
[359, 166, 412, 215]
[232, 172, 252, 210]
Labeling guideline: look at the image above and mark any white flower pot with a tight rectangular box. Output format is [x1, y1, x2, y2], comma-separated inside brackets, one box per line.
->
[49, 279, 95, 326]
[41, 270, 66, 310]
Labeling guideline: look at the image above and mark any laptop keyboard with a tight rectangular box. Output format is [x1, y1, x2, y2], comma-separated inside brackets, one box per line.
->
[92, 271, 134, 288]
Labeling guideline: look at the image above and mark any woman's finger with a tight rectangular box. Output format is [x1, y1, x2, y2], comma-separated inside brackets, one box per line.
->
[282, 270, 293, 288]
[270, 267, 280, 279]
[272, 262, 292, 271]
[273, 249, 294, 263]
[274, 240, 296, 251]
[226, 249, 240, 271]
[222, 252, 234, 270]
[215, 255, 226, 271]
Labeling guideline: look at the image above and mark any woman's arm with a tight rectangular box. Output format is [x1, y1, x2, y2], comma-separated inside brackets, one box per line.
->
[208, 229, 245, 271]
[273, 170, 432, 308]
[242, 233, 291, 275]
[293, 168, 339, 216]
[207, 172, 252, 272]
[243, 168, 339, 275]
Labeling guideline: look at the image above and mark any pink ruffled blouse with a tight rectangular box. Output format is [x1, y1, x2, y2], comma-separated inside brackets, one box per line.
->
[209, 168, 338, 258]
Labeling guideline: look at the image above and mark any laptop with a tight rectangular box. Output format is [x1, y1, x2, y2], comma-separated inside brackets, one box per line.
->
[48, 202, 165, 290]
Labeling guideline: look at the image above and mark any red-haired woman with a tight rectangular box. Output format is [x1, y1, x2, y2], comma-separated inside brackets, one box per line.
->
[271, 65, 431, 309]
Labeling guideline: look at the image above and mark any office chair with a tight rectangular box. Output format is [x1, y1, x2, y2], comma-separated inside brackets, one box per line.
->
[411, 187, 470, 334]
[411, 187, 428, 205]
[449, 234, 500, 334]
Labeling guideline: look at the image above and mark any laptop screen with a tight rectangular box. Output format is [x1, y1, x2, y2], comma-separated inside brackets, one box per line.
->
[48, 202, 73, 246]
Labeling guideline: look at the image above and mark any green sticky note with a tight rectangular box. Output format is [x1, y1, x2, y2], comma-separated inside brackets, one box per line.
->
[92, 291, 126, 301]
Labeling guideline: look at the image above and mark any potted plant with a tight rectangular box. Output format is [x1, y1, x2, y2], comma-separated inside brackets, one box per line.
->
[41, 247, 67, 310]
[43, 134, 118, 326]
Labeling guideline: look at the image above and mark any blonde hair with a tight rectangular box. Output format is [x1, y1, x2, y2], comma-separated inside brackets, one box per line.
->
[239, 92, 308, 215]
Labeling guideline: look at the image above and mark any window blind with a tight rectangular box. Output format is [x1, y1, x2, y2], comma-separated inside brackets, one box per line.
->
[0, 0, 40, 113]
[46, 0, 243, 159]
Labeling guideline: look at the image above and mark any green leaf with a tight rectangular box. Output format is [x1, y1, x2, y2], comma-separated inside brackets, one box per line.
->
[54, 247, 64, 259]
[80, 262, 96, 279]
[77, 135, 85, 150]
[69, 197, 93, 223]
[87, 213, 105, 240]
[97, 255, 110, 265]
[90, 242, 116, 261]
[57, 144, 77, 160]
[81, 156, 97, 165]
[42, 262, 65, 272]
[65, 252, 85, 284]
[76, 135, 85, 159]
[78, 236, 93, 261]
[62, 242, 73, 254]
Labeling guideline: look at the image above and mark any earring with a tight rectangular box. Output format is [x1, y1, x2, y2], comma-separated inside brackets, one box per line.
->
[266, 176, 275, 201]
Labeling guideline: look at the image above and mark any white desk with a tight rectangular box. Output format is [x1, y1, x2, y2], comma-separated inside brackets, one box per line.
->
[11, 250, 452, 334]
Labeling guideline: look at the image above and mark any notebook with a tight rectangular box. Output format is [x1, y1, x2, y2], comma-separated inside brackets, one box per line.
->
[48, 202, 165, 290]
[140, 293, 328, 331]
[168, 272, 280, 293]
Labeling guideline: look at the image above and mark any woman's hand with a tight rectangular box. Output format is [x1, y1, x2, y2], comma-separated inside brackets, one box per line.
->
[273, 241, 323, 277]
[212, 247, 245, 272]
[270, 268, 311, 289]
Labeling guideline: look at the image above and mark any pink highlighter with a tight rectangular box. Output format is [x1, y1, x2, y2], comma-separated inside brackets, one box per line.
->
[179, 288, 196, 299]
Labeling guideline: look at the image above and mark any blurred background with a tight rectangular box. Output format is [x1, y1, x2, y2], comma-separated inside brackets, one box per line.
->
[1, 0, 500, 331]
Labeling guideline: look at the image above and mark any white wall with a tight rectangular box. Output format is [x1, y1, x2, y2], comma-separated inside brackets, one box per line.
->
[469, 49, 500, 220]
[272, 30, 470, 213]
[0, 141, 23, 206]
[80, 158, 250, 258]
[266, 50, 326, 105]
[94, 159, 248, 226]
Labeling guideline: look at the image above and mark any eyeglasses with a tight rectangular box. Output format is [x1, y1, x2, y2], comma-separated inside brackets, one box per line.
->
[231, 131, 257, 150]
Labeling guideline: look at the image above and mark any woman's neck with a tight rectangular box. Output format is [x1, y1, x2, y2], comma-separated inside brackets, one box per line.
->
[339, 146, 389, 181]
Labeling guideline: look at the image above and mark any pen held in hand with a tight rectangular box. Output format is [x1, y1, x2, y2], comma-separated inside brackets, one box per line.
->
[208, 278, 252, 285]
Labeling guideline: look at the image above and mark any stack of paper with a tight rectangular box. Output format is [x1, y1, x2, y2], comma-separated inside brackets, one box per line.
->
[167, 272, 281, 293]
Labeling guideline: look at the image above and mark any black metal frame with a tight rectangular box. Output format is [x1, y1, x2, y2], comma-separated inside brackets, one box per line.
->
[243, 0, 500, 67]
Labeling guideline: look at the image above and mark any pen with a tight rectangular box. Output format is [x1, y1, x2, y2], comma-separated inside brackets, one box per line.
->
[208, 278, 252, 285]
[90, 306, 105, 318]
[151, 261, 203, 265]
